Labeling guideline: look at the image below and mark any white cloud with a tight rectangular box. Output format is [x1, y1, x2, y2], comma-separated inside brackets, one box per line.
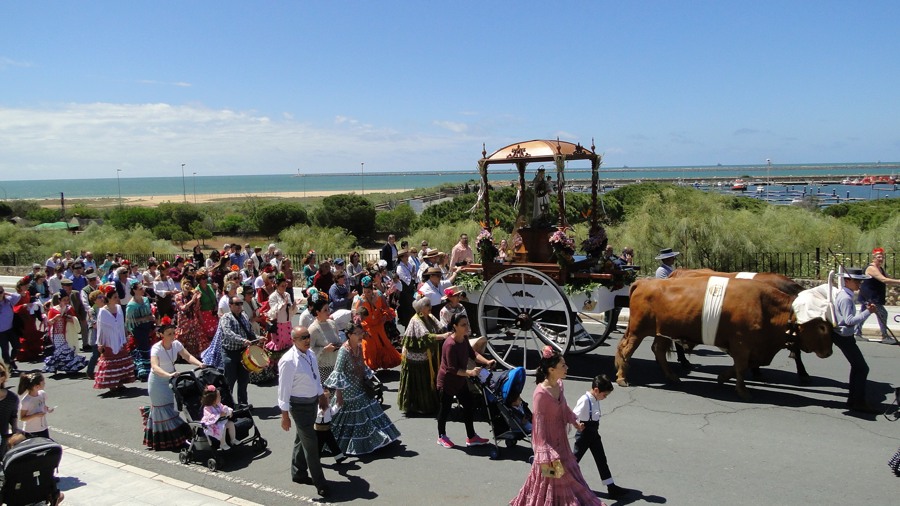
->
[433, 120, 468, 133]
[0, 102, 486, 178]
[0, 56, 33, 70]
[136, 79, 192, 88]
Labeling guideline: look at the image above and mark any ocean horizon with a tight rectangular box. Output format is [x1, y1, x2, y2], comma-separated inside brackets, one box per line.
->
[2, 162, 898, 200]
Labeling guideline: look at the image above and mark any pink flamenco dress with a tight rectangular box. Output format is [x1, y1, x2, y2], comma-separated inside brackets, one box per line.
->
[510, 380, 604, 506]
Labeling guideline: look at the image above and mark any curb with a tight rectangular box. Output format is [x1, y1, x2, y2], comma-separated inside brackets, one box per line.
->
[62, 445, 263, 506]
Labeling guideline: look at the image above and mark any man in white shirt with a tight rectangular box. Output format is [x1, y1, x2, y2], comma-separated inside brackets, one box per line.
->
[278, 326, 330, 498]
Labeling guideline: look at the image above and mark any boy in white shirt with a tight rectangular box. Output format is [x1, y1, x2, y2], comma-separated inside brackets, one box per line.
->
[573, 374, 626, 499]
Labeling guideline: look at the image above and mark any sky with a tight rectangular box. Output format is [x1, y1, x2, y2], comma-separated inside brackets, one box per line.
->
[2, 1, 899, 181]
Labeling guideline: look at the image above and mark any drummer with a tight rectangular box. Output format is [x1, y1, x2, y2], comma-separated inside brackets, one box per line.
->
[218, 295, 263, 407]
[438, 286, 487, 361]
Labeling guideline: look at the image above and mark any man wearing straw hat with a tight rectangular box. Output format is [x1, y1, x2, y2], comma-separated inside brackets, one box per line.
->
[654, 248, 679, 279]
[654, 247, 693, 370]
[833, 267, 880, 414]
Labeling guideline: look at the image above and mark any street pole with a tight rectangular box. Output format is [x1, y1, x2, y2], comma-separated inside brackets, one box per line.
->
[181, 163, 187, 202]
[116, 169, 123, 207]
[192, 172, 197, 203]
[361, 162, 365, 195]
[766, 158, 771, 201]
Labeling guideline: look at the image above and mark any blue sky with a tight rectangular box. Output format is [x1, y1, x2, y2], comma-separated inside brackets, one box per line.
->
[2, 1, 899, 180]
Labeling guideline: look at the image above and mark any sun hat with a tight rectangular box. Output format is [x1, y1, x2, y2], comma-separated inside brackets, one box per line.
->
[654, 248, 680, 260]
[841, 267, 871, 280]
[442, 285, 463, 300]
[425, 266, 443, 277]
[423, 248, 442, 259]
[60, 278, 73, 286]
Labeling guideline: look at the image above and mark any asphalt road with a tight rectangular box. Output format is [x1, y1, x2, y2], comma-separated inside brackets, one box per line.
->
[13, 324, 900, 505]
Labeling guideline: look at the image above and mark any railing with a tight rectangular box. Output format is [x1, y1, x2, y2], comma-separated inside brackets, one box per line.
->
[1, 249, 894, 280]
[630, 248, 896, 279]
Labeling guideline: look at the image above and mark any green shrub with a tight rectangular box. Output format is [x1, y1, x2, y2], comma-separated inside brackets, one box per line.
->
[279, 225, 357, 256]
[375, 204, 417, 236]
[257, 203, 309, 237]
[312, 194, 375, 242]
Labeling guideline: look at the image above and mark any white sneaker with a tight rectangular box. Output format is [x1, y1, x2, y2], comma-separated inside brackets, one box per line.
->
[881, 337, 898, 345]
[220, 443, 231, 451]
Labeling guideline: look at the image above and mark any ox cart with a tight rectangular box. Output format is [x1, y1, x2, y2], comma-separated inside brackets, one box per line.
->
[457, 139, 637, 373]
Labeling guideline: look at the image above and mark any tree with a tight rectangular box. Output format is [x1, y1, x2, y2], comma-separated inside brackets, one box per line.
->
[312, 194, 376, 242]
[172, 230, 192, 250]
[0, 202, 12, 218]
[190, 221, 213, 246]
[257, 203, 309, 237]
[217, 214, 247, 235]
[152, 222, 180, 240]
[375, 204, 417, 236]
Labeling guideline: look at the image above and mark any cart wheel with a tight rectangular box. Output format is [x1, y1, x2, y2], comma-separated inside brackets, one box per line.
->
[566, 312, 611, 355]
[179, 449, 190, 465]
[478, 267, 573, 372]
[206, 457, 218, 471]
[254, 437, 268, 450]
[489, 449, 499, 460]
[504, 438, 518, 448]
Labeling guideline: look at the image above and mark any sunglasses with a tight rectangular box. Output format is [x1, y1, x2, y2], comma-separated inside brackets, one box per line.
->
[297, 334, 311, 340]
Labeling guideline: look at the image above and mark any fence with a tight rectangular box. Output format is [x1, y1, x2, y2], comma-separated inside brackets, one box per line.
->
[629, 248, 896, 279]
[1, 249, 894, 280]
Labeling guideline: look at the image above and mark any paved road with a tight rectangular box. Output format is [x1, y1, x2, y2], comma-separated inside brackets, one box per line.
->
[12, 323, 900, 505]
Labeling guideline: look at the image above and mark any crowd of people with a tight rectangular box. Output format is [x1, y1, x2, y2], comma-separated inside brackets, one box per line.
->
[1, 239, 896, 502]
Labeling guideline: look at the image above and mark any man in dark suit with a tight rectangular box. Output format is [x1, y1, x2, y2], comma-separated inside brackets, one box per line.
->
[380, 234, 398, 271]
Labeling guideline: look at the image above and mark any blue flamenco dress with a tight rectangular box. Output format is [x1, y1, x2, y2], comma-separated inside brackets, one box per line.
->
[324, 343, 400, 455]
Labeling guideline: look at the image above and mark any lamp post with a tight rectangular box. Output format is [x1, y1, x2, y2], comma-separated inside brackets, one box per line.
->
[192, 172, 197, 203]
[181, 163, 187, 202]
[116, 169, 123, 207]
[361, 162, 365, 195]
[766, 158, 771, 200]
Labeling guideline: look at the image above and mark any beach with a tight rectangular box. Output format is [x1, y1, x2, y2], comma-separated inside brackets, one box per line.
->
[39, 188, 414, 208]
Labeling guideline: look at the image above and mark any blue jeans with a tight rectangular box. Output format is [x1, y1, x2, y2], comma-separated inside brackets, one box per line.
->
[223, 348, 249, 406]
[832, 332, 870, 405]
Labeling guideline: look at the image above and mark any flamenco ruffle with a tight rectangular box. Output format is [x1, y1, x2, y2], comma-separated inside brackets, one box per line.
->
[140, 405, 192, 451]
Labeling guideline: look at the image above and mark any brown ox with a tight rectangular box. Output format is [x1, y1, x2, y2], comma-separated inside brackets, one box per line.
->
[669, 269, 811, 383]
[615, 277, 833, 399]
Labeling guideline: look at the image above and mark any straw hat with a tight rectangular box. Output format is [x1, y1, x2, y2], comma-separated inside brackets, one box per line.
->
[654, 248, 680, 260]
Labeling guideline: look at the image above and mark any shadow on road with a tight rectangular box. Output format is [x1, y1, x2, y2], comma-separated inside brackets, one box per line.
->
[603, 486, 667, 504]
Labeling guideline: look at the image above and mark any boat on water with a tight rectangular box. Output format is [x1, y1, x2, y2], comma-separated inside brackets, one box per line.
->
[841, 177, 860, 185]
[755, 185, 765, 194]
[859, 175, 896, 185]
[731, 179, 748, 191]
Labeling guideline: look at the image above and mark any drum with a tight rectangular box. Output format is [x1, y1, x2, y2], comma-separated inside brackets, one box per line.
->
[241, 344, 270, 373]
[65, 317, 82, 349]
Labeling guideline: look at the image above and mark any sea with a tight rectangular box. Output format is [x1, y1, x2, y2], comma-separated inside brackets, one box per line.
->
[1, 162, 898, 203]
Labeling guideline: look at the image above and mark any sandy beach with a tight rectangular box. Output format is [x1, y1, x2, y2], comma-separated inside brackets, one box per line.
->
[40, 189, 414, 208]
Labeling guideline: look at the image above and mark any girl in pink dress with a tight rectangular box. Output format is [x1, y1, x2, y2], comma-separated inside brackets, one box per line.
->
[510, 346, 604, 506]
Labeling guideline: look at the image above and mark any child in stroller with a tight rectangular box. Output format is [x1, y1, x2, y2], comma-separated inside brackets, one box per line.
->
[471, 366, 532, 459]
[1, 434, 63, 505]
[171, 368, 267, 471]
[200, 385, 236, 451]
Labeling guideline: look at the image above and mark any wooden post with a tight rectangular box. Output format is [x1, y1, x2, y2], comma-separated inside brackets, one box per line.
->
[480, 159, 490, 229]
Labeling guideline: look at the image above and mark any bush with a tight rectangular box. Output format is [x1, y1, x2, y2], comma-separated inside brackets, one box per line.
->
[152, 222, 180, 240]
[217, 214, 247, 235]
[375, 204, 417, 236]
[416, 186, 519, 233]
[257, 202, 309, 237]
[279, 224, 357, 256]
[823, 198, 900, 231]
[312, 194, 375, 242]
[107, 206, 162, 230]
[0, 202, 12, 218]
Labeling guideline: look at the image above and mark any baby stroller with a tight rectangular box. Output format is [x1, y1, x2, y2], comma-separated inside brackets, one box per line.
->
[472, 366, 533, 460]
[171, 368, 267, 471]
[0, 437, 63, 506]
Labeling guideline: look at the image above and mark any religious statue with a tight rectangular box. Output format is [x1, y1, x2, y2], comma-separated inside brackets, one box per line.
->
[531, 167, 550, 225]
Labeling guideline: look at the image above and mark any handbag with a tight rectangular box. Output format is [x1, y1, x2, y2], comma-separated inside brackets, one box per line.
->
[539, 459, 565, 479]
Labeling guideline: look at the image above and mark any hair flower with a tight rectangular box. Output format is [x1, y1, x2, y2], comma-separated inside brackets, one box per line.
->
[541, 345, 554, 359]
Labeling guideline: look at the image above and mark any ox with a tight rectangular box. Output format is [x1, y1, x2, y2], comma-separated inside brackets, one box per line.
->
[669, 269, 811, 383]
[615, 277, 833, 399]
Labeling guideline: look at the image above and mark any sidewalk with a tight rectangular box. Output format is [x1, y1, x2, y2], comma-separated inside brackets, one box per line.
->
[59, 446, 262, 506]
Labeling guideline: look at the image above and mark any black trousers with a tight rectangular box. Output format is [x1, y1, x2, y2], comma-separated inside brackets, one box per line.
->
[832, 332, 870, 405]
[223, 348, 250, 406]
[437, 387, 475, 439]
[574, 421, 612, 481]
[316, 427, 341, 456]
